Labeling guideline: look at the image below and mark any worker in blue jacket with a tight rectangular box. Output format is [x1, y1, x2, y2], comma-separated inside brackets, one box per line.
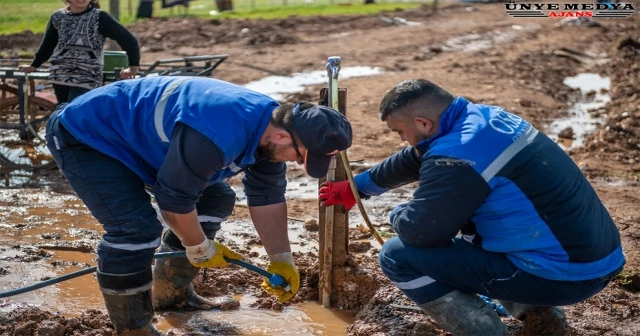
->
[45, 76, 352, 335]
[319, 79, 624, 335]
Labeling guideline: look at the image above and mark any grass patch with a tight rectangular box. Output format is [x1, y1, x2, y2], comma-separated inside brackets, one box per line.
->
[0, 0, 425, 35]
[614, 269, 640, 292]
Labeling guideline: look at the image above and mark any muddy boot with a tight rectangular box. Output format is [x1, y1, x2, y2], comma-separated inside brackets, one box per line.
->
[97, 269, 163, 336]
[152, 238, 239, 311]
[498, 301, 570, 335]
[418, 290, 508, 336]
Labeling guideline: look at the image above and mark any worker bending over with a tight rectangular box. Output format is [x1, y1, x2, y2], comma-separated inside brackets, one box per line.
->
[46, 76, 352, 335]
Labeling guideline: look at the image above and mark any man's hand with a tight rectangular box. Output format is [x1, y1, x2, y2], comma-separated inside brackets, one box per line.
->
[18, 65, 36, 73]
[185, 239, 243, 268]
[261, 252, 300, 303]
[119, 66, 138, 79]
[319, 181, 356, 211]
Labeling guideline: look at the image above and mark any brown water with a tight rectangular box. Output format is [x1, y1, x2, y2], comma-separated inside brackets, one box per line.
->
[0, 188, 354, 335]
[155, 299, 354, 335]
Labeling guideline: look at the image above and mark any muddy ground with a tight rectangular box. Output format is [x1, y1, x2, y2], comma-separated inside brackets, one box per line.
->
[1, 2, 639, 335]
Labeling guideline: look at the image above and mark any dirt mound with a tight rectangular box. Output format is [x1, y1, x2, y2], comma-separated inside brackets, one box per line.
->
[194, 251, 320, 309]
[456, 46, 584, 131]
[0, 303, 114, 336]
[502, 51, 579, 103]
[332, 254, 387, 312]
[347, 285, 443, 336]
[573, 34, 640, 174]
[0, 5, 443, 55]
[0, 30, 42, 53]
[194, 263, 263, 298]
[0, 4, 446, 55]
[128, 9, 433, 53]
[566, 285, 640, 336]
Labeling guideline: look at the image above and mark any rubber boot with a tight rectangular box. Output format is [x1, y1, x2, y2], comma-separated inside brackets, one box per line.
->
[418, 290, 508, 336]
[498, 301, 570, 335]
[97, 269, 163, 336]
[152, 233, 239, 311]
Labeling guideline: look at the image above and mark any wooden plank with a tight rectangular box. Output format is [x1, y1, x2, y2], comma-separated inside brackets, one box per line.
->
[333, 88, 349, 267]
[317, 87, 349, 307]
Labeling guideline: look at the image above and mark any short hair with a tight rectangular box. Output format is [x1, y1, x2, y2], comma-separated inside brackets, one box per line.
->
[379, 79, 455, 121]
[271, 102, 314, 142]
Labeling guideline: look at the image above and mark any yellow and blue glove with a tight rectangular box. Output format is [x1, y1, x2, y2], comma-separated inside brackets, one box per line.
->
[261, 252, 300, 303]
[185, 239, 243, 268]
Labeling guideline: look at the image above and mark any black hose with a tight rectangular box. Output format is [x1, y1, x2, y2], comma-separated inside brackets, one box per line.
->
[0, 251, 289, 298]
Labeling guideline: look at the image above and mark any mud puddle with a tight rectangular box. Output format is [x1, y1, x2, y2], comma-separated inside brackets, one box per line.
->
[232, 173, 413, 224]
[0, 168, 41, 188]
[232, 172, 409, 251]
[214, 218, 316, 257]
[442, 24, 540, 52]
[156, 299, 354, 335]
[0, 139, 51, 164]
[548, 73, 611, 148]
[243, 67, 383, 101]
[0, 184, 357, 334]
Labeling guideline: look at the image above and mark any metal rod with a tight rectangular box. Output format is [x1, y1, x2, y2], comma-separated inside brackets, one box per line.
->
[321, 56, 341, 308]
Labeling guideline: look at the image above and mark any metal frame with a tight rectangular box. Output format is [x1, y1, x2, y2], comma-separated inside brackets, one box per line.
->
[0, 54, 229, 171]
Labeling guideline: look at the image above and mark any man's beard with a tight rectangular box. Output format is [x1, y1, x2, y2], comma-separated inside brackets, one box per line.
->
[257, 142, 289, 162]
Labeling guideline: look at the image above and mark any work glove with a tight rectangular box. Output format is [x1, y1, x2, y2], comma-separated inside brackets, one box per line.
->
[319, 181, 357, 211]
[185, 239, 243, 268]
[261, 252, 300, 304]
[389, 203, 408, 224]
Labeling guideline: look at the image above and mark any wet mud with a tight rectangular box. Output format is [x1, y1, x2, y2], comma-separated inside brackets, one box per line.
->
[0, 304, 114, 336]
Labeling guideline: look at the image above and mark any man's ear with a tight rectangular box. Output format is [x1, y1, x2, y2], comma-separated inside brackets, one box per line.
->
[413, 116, 433, 134]
[271, 130, 292, 145]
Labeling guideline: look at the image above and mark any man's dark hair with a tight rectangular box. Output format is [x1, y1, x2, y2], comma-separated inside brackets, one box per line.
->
[379, 79, 455, 121]
[271, 102, 314, 142]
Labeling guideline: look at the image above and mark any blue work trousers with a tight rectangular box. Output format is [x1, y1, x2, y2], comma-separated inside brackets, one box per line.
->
[45, 109, 236, 274]
[379, 237, 619, 306]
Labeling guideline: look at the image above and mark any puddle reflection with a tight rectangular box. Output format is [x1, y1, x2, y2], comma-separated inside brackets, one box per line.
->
[548, 73, 610, 148]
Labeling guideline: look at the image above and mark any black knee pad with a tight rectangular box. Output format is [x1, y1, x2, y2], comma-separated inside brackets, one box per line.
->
[196, 182, 236, 220]
[201, 222, 221, 240]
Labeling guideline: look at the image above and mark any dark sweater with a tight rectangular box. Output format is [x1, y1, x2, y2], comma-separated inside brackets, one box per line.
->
[31, 5, 140, 89]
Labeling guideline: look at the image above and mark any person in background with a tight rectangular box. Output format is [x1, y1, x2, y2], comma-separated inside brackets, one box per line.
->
[19, 0, 140, 105]
[137, 0, 154, 18]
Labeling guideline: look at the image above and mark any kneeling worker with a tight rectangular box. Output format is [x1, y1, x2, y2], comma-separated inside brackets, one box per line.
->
[319, 79, 624, 335]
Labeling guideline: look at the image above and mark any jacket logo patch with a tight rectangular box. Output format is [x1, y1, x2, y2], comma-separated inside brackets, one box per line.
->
[489, 110, 523, 135]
